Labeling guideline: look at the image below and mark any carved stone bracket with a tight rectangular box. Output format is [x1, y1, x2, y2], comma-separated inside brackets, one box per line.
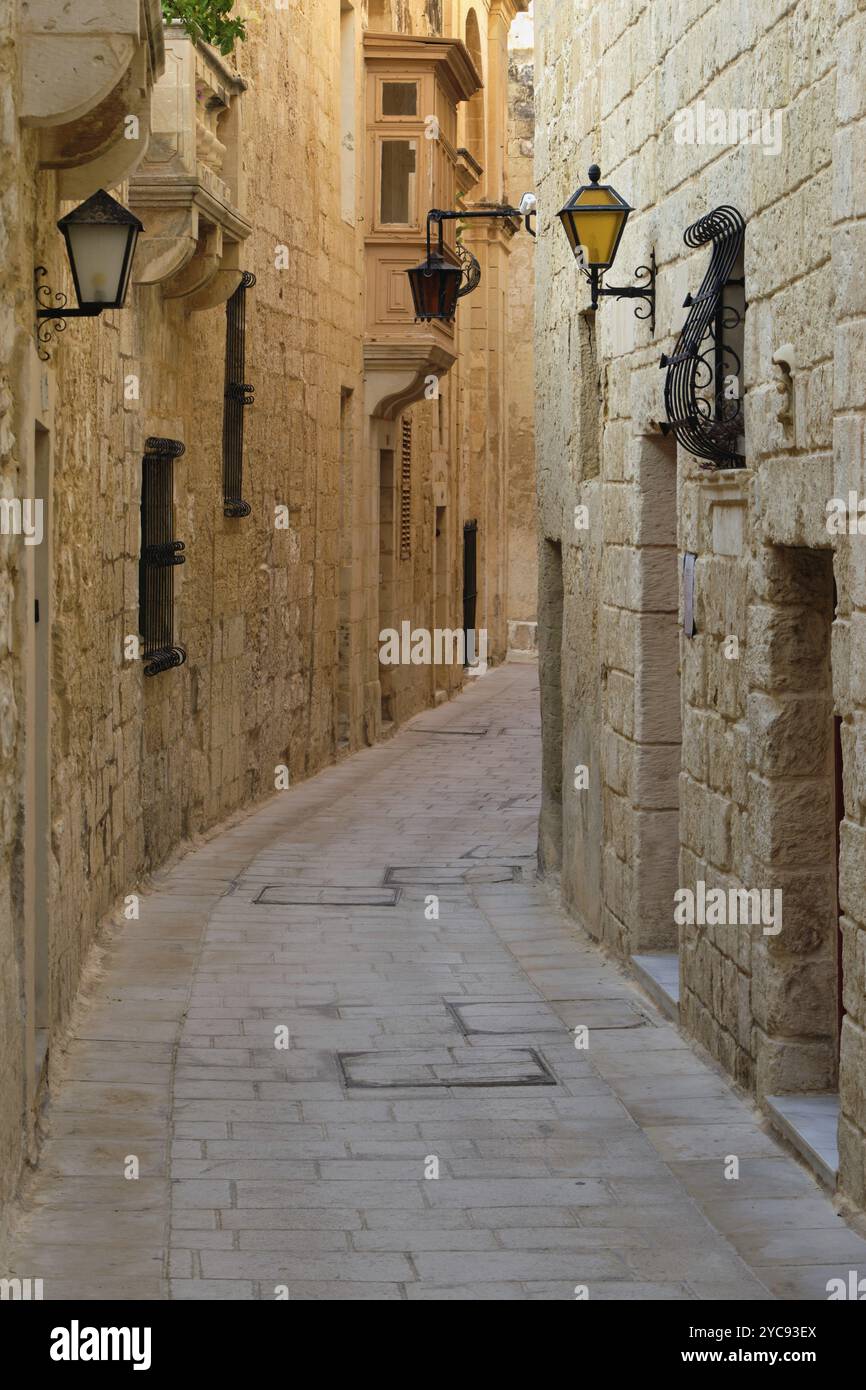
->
[20, 0, 163, 127]
[22, 1, 164, 200]
[364, 341, 457, 421]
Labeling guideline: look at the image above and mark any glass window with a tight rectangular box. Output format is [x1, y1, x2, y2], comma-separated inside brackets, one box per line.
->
[382, 82, 418, 117]
[380, 139, 417, 224]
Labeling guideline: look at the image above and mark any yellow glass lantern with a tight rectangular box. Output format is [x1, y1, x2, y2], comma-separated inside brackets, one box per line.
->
[557, 165, 632, 270]
[556, 164, 655, 332]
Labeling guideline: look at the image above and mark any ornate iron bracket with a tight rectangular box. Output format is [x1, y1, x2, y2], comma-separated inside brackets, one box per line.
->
[35, 266, 93, 361]
[585, 251, 656, 334]
[660, 206, 746, 469]
[455, 240, 481, 300]
[426, 204, 536, 299]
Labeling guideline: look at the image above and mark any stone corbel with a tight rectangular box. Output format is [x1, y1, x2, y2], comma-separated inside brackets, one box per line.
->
[162, 221, 224, 300]
[131, 203, 201, 286]
[183, 241, 244, 312]
[20, 0, 164, 128]
[364, 342, 457, 420]
[39, 46, 154, 201]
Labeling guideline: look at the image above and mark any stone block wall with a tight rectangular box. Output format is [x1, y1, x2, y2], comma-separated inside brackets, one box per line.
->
[506, 27, 537, 653]
[535, 0, 866, 1205]
[0, 0, 527, 1222]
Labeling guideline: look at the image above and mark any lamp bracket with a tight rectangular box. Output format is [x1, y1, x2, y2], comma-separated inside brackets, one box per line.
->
[589, 251, 656, 334]
[34, 265, 100, 361]
[425, 204, 536, 301]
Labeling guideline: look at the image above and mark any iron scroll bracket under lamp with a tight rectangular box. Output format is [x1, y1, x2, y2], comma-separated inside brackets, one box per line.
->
[556, 165, 655, 334]
[407, 199, 537, 323]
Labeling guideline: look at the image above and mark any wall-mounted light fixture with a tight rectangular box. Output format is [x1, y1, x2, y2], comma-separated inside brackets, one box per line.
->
[557, 166, 655, 333]
[36, 188, 143, 359]
[407, 196, 536, 323]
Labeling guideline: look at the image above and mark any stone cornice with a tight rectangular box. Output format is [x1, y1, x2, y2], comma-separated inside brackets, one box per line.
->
[489, 0, 531, 25]
[362, 32, 483, 104]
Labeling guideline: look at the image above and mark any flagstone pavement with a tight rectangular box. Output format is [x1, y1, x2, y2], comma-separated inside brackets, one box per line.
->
[5, 662, 866, 1300]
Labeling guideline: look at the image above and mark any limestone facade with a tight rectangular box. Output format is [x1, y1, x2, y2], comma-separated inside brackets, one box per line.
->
[534, 0, 866, 1206]
[506, 10, 537, 657]
[0, 0, 528, 1226]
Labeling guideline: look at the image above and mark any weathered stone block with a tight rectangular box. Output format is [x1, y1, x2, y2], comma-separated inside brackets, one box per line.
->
[745, 603, 830, 693]
[755, 1029, 837, 1099]
[839, 818, 866, 921]
[749, 772, 835, 866]
[634, 613, 681, 741]
[633, 741, 680, 810]
[746, 691, 833, 776]
[752, 945, 837, 1037]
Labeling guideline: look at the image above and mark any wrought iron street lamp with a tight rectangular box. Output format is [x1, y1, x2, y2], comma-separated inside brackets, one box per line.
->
[407, 196, 536, 324]
[557, 166, 655, 332]
[35, 188, 143, 358]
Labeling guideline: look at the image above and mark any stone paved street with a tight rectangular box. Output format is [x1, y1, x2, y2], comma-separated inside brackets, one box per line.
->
[7, 663, 866, 1301]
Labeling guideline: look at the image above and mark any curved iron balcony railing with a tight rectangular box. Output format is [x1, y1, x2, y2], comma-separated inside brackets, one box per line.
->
[660, 206, 746, 469]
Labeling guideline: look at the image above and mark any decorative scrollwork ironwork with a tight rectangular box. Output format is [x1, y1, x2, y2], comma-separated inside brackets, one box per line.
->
[144, 436, 186, 459]
[456, 240, 481, 300]
[143, 645, 187, 677]
[35, 266, 68, 361]
[660, 205, 746, 469]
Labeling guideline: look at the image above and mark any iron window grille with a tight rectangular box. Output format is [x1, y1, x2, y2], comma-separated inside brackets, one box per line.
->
[139, 436, 186, 677]
[660, 206, 746, 469]
[463, 519, 478, 641]
[222, 271, 256, 517]
[400, 417, 412, 559]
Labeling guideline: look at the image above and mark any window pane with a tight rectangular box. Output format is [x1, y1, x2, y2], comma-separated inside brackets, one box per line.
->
[382, 82, 417, 116]
[380, 139, 416, 224]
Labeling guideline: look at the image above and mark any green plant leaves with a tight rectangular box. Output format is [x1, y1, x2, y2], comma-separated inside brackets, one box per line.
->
[162, 1, 247, 56]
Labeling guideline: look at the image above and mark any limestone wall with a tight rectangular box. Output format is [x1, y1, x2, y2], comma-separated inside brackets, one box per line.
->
[534, 0, 866, 1206]
[0, 0, 526, 1219]
[506, 28, 537, 655]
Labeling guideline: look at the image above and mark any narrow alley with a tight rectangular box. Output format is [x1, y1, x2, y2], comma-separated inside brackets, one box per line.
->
[6, 664, 866, 1302]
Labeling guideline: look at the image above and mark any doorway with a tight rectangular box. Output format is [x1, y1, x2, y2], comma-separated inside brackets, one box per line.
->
[462, 519, 478, 663]
[378, 447, 396, 727]
[538, 535, 564, 875]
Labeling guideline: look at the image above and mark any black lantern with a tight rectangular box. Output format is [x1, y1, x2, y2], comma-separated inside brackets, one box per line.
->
[557, 165, 655, 332]
[35, 190, 143, 356]
[407, 250, 464, 323]
[56, 189, 143, 311]
[558, 166, 632, 270]
[407, 201, 536, 324]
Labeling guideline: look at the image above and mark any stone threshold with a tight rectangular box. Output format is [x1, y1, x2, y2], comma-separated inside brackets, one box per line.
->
[765, 1093, 840, 1192]
[630, 952, 680, 1023]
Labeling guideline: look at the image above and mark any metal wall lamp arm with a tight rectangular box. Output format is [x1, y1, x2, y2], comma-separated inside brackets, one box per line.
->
[423, 206, 536, 305]
[586, 252, 656, 334]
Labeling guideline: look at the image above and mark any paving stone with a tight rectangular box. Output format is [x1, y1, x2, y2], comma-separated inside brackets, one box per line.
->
[6, 665, 864, 1303]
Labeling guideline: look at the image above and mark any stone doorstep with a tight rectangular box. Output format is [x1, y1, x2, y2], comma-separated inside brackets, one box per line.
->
[765, 1094, 840, 1192]
[630, 953, 680, 1023]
